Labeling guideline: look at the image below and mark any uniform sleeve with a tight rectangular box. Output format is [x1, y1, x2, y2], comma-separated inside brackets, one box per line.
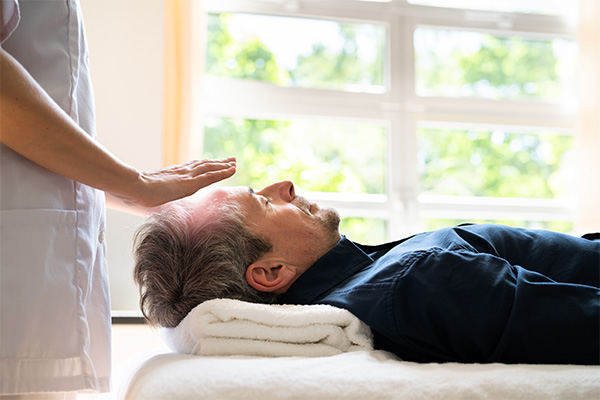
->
[0, 0, 19, 43]
[391, 247, 600, 364]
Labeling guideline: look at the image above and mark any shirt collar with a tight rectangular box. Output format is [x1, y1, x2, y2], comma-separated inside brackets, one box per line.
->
[281, 235, 374, 304]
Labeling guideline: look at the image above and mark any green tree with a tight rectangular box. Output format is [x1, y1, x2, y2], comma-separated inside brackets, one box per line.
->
[419, 128, 573, 199]
[415, 29, 575, 100]
[206, 14, 289, 84]
[291, 24, 385, 90]
[204, 117, 386, 194]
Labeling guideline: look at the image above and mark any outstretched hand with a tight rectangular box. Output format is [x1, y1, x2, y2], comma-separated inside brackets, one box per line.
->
[114, 157, 236, 209]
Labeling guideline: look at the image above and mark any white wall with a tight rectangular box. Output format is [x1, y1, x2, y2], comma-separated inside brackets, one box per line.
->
[81, 0, 166, 311]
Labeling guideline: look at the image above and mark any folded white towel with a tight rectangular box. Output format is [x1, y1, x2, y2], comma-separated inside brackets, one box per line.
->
[161, 298, 374, 357]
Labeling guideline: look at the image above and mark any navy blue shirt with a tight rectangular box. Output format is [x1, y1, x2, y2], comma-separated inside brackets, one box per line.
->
[281, 224, 600, 364]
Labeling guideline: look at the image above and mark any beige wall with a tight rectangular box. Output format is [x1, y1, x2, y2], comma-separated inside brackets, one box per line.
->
[81, 0, 166, 311]
[576, 0, 600, 234]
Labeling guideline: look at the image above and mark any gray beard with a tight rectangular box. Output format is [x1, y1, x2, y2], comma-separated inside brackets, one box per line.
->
[317, 207, 341, 235]
[294, 195, 341, 237]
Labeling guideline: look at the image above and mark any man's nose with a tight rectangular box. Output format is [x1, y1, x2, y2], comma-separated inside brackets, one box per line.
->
[258, 180, 295, 203]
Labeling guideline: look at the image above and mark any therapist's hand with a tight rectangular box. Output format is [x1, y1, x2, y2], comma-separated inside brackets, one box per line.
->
[119, 157, 237, 208]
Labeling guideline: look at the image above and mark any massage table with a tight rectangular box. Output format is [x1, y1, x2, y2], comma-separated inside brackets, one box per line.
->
[117, 349, 599, 399]
[115, 299, 600, 399]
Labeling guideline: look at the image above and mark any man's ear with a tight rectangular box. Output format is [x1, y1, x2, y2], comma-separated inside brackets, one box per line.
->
[246, 261, 297, 294]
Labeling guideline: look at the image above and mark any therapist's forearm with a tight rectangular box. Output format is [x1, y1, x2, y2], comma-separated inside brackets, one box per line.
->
[0, 48, 141, 200]
[1, 48, 236, 208]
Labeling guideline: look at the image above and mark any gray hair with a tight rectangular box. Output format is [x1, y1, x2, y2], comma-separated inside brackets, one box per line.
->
[133, 201, 278, 328]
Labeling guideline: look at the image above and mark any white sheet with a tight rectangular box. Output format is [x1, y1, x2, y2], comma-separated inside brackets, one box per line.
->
[118, 350, 600, 400]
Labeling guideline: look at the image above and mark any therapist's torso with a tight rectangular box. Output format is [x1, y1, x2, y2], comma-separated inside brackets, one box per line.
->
[0, 0, 111, 394]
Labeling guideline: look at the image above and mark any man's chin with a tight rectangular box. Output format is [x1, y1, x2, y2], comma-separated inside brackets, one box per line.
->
[319, 207, 341, 235]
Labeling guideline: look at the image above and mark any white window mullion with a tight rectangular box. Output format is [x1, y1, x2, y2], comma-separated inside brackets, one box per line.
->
[387, 13, 419, 239]
[407, 97, 576, 130]
[400, 15, 422, 237]
[419, 195, 575, 223]
[202, 78, 392, 121]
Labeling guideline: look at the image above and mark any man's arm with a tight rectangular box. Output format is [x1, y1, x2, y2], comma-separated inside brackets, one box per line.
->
[0, 48, 235, 208]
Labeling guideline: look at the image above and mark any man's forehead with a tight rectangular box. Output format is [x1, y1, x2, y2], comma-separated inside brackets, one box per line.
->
[179, 186, 252, 223]
[193, 186, 254, 207]
[214, 186, 250, 200]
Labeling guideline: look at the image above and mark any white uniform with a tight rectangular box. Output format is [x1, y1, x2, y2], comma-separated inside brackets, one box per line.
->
[0, 0, 111, 394]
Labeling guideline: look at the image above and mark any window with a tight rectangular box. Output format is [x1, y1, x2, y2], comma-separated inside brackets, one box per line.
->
[203, 117, 387, 195]
[194, 0, 579, 241]
[414, 28, 577, 101]
[206, 13, 386, 93]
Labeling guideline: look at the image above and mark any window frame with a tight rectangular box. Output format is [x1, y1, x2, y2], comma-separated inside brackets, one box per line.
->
[196, 0, 578, 239]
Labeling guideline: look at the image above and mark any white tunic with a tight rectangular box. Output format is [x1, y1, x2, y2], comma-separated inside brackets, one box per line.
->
[0, 0, 111, 394]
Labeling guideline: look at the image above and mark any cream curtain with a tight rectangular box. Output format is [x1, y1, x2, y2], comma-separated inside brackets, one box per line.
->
[162, 0, 204, 166]
[576, 0, 600, 234]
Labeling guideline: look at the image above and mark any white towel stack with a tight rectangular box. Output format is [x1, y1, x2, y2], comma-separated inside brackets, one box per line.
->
[161, 298, 374, 357]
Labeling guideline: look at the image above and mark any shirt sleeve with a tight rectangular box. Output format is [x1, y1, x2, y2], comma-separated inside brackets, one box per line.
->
[0, 0, 20, 43]
[391, 247, 599, 364]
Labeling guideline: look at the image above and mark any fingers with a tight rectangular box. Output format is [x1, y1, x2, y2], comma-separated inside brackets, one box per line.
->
[194, 163, 237, 186]
[182, 157, 236, 176]
[156, 157, 235, 175]
[185, 157, 236, 189]
[189, 157, 236, 167]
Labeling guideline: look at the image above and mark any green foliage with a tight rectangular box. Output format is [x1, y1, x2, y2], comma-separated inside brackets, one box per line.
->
[291, 24, 385, 91]
[204, 117, 386, 194]
[459, 36, 559, 98]
[340, 217, 387, 245]
[206, 14, 288, 84]
[419, 128, 574, 198]
[206, 14, 385, 91]
[415, 29, 575, 100]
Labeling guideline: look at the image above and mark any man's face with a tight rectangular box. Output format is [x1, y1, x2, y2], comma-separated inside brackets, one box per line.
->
[198, 180, 341, 268]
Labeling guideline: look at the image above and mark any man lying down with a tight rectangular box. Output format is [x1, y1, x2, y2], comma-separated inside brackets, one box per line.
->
[133, 180, 599, 365]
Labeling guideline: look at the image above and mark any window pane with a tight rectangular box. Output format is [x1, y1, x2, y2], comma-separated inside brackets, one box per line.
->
[203, 117, 387, 194]
[206, 13, 386, 93]
[340, 217, 387, 244]
[414, 29, 577, 101]
[423, 219, 573, 234]
[407, 0, 577, 18]
[418, 125, 574, 199]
